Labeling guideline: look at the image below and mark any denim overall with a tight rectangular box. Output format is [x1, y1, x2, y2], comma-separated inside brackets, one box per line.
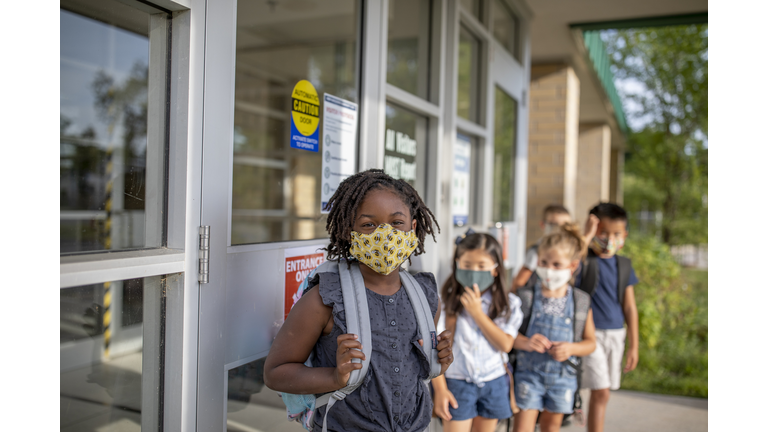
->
[513, 283, 579, 414]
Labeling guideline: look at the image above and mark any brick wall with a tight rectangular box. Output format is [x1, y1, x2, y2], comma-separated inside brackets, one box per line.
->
[525, 64, 580, 245]
[575, 124, 611, 225]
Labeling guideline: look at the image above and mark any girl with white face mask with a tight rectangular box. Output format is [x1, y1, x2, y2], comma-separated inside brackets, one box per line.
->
[512, 224, 597, 432]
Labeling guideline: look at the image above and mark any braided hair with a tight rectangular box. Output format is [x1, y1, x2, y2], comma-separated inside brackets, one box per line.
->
[323, 169, 440, 261]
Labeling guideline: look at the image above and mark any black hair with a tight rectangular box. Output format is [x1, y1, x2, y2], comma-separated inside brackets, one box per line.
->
[323, 169, 440, 261]
[589, 202, 628, 225]
[441, 233, 510, 321]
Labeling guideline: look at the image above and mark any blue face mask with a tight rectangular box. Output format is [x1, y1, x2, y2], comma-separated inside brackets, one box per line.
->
[455, 268, 496, 292]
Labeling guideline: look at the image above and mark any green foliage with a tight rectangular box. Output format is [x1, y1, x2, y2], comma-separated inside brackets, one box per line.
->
[603, 25, 708, 136]
[620, 236, 708, 398]
[603, 25, 708, 245]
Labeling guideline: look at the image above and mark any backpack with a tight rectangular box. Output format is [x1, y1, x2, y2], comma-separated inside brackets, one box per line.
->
[510, 275, 591, 418]
[279, 260, 443, 432]
[578, 249, 633, 306]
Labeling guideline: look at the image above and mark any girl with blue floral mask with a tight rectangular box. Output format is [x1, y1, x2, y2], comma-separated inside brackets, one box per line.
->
[433, 233, 525, 432]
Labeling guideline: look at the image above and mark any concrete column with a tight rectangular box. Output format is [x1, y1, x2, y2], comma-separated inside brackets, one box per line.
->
[575, 123, 611, 224]
[525, 64, 580, 244]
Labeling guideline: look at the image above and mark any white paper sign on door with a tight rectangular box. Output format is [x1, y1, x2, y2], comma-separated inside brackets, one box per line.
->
[321, 94, 358, 213]
[453, 134, 471, 226]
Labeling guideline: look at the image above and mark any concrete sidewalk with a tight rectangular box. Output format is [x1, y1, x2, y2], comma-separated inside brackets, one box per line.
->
[487, 389, 708, 432]
[562, 390, 707, 432]
[224, 388, 708, 432]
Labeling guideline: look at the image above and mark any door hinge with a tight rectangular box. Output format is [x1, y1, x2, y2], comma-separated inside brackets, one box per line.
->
[198, 226, 210, 284]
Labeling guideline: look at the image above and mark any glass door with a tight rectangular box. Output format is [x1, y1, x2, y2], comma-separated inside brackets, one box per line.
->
[488, 0, 528, 275]
[452, 0, 529, 275]
[59, 1, 182, 431]
[197, 1, 362, 430]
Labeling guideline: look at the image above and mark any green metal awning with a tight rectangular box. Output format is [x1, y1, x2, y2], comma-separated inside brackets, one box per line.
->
[581, 30, 628, 134]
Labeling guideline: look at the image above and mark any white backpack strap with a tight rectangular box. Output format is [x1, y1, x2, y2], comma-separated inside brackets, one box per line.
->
[399, 271, 442, 381]
[315, 261, 371, 432]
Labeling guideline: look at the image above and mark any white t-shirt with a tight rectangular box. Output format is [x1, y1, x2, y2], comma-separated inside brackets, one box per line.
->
[523, 244, 539, 270]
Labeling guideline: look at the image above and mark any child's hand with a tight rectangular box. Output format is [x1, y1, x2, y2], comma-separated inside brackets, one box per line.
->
[436, 330, 454, 375]
[547, 341, 572, 362]
[459, 284, 484, 318]
[624, 347, 639, 373]
[334, 334, 366, 388]
[526, 334, 553, 353]
[433, 387, 458, 420]
[584, 214, 600, 243]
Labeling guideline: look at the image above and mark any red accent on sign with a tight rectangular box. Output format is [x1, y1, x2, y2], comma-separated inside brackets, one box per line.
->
[284, 253, 326, 319]
[502, 226, 510, 263]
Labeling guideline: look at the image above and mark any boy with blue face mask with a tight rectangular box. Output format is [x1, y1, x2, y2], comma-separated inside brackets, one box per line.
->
[575, 203, 639, 432]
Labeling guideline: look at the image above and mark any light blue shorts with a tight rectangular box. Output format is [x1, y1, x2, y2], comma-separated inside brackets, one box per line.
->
[514, 368, 577, 414]
[446, 375, 513, 421]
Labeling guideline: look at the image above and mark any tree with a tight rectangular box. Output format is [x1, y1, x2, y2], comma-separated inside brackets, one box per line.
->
[602, 24, 708, 245]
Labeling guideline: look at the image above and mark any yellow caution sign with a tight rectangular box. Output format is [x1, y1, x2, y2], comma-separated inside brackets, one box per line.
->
[290, 80, 320, 151]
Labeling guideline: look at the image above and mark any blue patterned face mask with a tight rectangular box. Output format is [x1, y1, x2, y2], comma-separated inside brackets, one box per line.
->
[454, 268, 496, 292]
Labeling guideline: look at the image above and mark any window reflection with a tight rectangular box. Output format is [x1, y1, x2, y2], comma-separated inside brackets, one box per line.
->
[232, 0, 359, 245]
[226, 357, 305, 431]
[492, 0, 520, 60]
[387, 0, 432, 99]
[60, 4, 156, 254]
[493, 87, 517, 221]
[457, 25, 481, 123]
[460, 0, 482, 21]
[61, 276, 161, 432]
[384, 104, 428, 197]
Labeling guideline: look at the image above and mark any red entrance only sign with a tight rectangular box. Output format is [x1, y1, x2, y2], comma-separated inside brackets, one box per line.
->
[284, 246, 326, 320]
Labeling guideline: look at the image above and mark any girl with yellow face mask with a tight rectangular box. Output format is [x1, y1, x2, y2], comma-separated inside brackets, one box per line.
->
[264, 169, 455, 432]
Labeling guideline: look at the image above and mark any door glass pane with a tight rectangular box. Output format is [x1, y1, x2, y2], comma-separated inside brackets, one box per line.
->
[61, 275, 166, 431]
[226, 357, 304, 431]
[387, 0, 432, 99]
[384, 103, 428, 197]
[493, 86, 517, 221]
[491, 0, 519, 60]
[233, 0, 360, 245]
[457, 25, 481, 123]
[460, 0, 482, 21]
[454, 134, 474, 227]
[60, 1, 166, 254]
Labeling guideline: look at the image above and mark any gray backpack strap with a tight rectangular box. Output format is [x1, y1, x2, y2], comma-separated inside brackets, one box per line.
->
[399, 270, 442, 381]
[517, 285, 534, 337]
[337, 261, 372, 388]
[314, 261, 372, 432]
[572, 288, 591, 343]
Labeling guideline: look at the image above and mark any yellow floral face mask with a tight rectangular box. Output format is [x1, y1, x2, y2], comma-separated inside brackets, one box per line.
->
[349, 224, 419, 275]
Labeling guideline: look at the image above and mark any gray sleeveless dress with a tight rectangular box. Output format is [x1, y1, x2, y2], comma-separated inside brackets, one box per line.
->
[306, 269, 439, 432]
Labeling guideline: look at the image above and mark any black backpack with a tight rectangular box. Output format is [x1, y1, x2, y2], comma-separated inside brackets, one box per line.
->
[579, 249, 633, 306]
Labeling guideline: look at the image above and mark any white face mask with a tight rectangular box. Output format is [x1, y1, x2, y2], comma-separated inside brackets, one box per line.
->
[535, 267, 573, 291]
